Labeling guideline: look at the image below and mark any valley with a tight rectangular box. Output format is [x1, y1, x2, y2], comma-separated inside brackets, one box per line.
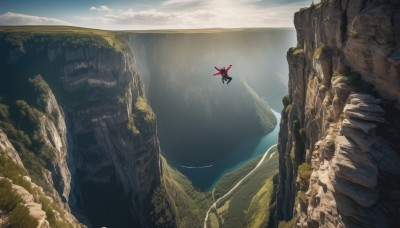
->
[0, 26, 292, 227]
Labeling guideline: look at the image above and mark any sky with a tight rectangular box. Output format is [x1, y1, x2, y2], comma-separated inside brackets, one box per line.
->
[0, 0, 313, 30]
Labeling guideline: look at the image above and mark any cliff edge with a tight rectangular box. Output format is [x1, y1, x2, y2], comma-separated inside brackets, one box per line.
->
[275, 0, 400, 227]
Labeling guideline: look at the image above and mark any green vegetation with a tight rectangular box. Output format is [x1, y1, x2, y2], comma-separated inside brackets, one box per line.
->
[0, 26, 126, 52]
[0, 75, 64, 193]
[0, 149, 27, 178]
[298, 163, 312, 181]
[0, 101, 51, 191]
[0, 179, 38, 228]
[0, 150, 80, 228]
[278, 217, 296, 228]
[135, 97, 156, 123]
[214, 156, 262, 198]
[244, 82, 277, 132]
[311, 0, 333, 9]
[291, 47, 304, 55]
[151, 185, 175, 227]
[151, 157, 212, 227]
[28, 75, 51, 109]
[246, 175, 275, 228]
[313, 43, 326, 59]
[212, 146, 279, 227]
[296, 163, 312, 206]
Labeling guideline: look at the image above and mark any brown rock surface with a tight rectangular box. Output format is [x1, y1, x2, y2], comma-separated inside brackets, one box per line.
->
[275, 1, 400, 227]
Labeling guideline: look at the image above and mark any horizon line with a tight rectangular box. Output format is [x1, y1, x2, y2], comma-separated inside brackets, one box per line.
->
[0, 25, 296, 33]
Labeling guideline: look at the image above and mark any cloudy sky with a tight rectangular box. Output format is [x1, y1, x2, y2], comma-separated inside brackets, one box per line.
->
[0, 0, 313, 30]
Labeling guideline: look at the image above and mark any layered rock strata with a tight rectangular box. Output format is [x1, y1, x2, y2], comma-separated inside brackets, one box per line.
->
[276, 0, 400, 227]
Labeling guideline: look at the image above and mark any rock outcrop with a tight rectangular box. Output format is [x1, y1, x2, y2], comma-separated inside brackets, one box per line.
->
[0, 129, 24, 167]
[275, 0, 400, 227]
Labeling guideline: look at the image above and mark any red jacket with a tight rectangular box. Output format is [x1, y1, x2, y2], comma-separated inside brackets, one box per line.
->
[214, 65, 232, 77]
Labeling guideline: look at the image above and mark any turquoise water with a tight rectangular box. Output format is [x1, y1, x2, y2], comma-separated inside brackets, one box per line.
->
[173, 110, 281, 191]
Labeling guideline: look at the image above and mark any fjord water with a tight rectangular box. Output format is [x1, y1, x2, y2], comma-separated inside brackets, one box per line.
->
[131, 29, 296, 190]
[173, 110, 281, 190]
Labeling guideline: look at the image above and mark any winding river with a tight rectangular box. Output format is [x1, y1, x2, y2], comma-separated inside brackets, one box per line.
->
[171, 110, 281, 191]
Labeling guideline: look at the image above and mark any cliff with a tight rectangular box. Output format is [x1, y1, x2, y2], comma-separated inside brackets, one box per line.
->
[0, 27, 161, 227]
[0, 26, 215, 228]
[276, 0, 400, 227]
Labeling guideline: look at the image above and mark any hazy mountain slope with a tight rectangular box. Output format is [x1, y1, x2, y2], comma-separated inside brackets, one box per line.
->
[275, 1, 400, 227]
[126, 30, 289, 165]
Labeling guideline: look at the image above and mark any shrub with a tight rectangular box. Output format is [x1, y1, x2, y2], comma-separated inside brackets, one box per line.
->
[298, 163, 312, 181]
[282, 95, 291, 107]
[8, 203, 38, 228]
[28, 75, 51, 109]
[278, 217, 296, 228]
[0, 151, 28, 179]
[135, 97, 156, 123]
[292, 48, 304, 55]
[0, 179, 22, 212]
[0, 179, 38, 228]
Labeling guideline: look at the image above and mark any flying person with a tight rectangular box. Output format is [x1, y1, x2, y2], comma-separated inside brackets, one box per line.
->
[213, 65, 233, 84]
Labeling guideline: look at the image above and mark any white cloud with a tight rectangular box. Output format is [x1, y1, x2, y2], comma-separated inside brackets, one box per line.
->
[76, 1, 306, 30]
[0, 12, 71, 25]
[90, 5, 112, 12]
[162, 0, 199, 6]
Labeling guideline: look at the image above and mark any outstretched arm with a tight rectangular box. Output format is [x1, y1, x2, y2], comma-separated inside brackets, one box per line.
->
[215, 66, 220, 71]
[225, 65, 232, 72]
[213, 72, 221, 76]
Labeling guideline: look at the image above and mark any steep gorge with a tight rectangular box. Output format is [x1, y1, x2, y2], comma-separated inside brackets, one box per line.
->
[275, 0, 400, 227]
[0, 26, 301, 227]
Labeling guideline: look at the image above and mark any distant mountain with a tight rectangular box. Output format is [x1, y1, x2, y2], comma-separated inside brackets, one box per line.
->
[127, 30, 294, 165]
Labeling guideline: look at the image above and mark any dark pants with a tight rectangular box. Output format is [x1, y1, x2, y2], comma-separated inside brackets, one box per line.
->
[222, 76, 232, 84]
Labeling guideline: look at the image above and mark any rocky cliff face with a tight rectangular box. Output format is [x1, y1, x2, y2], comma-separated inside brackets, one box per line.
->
[0, 30, 161, 227]
[276, 0, 400, 227]
[54, 46, 161, 227]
